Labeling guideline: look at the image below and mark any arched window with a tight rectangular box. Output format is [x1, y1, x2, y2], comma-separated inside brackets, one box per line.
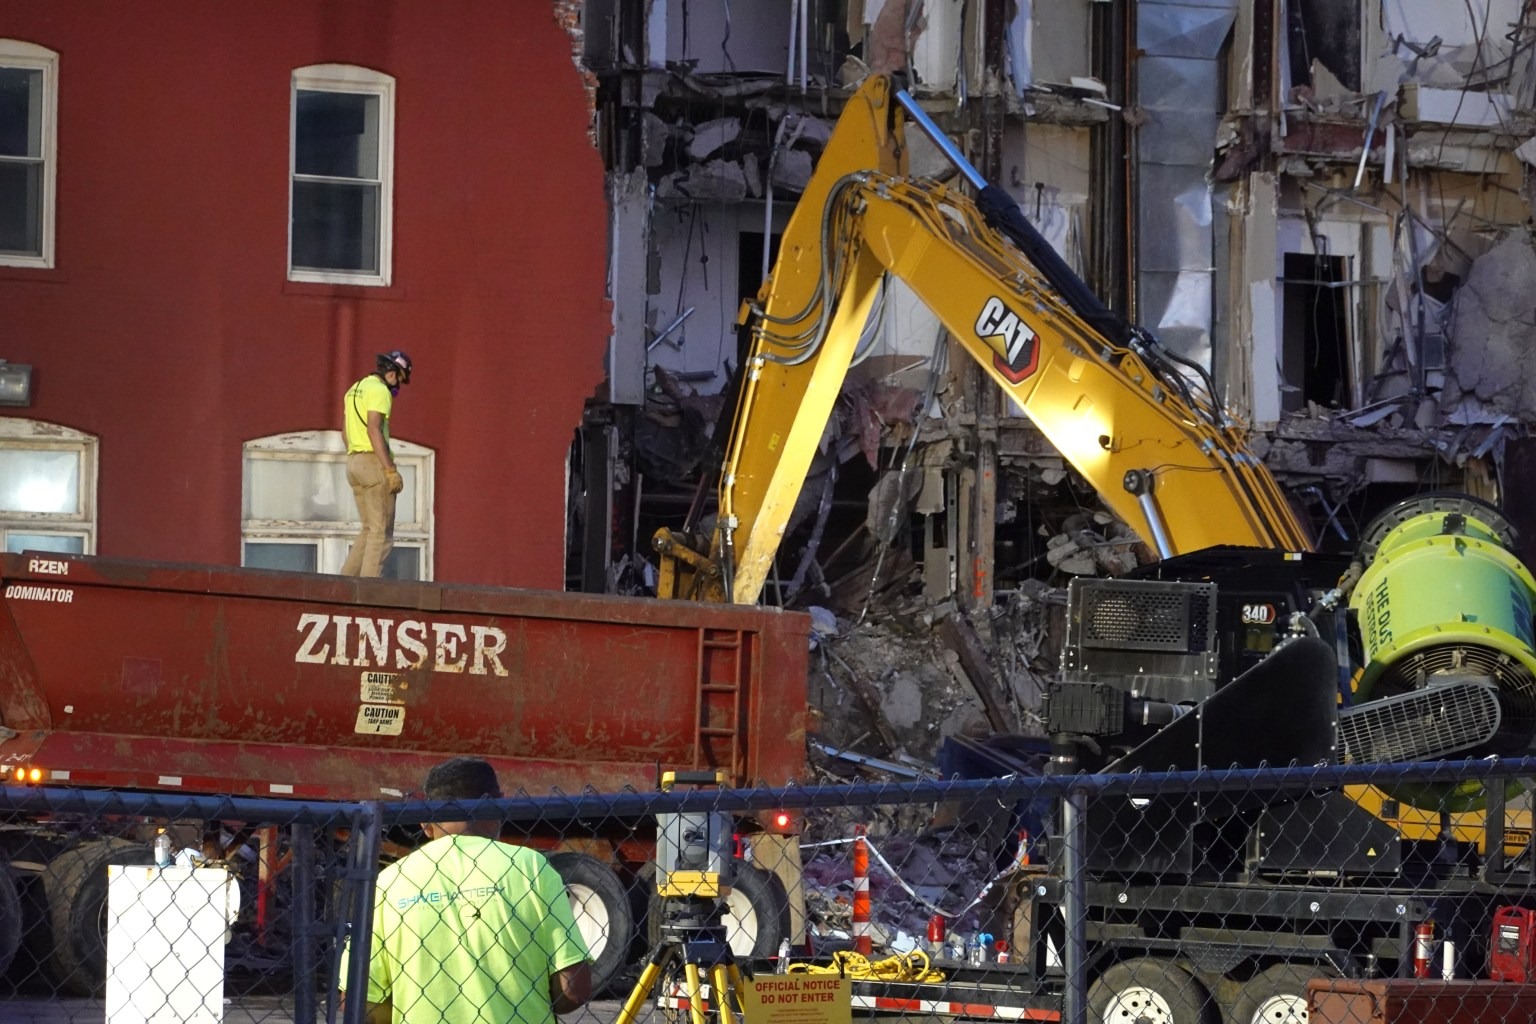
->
[289, 64, 395, 285]
[242, 430, 433, 579]
[0, 418, 97, 553]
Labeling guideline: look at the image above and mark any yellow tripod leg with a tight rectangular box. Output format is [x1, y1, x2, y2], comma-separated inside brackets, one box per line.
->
[616, 945, 675, 1024]
[684, 962, 708, 1024]
[710, 963, 737, 1024]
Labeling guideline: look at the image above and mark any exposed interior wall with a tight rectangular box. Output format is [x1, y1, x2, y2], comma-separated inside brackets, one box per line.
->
[608, 170, 651, 406]
[1233, 172, 1284, 427]
[1029, 0, 1091, 86]
[661, 0, 792, 75]
[647, 202, 789, 391]
[911, 0, 966, 93]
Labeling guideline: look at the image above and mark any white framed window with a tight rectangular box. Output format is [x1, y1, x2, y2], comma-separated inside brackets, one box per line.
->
[0, 40, 58, 268]
[288, 64, 394, 285]
[0, 418, 97, 553]
[242, 430, 433, 579]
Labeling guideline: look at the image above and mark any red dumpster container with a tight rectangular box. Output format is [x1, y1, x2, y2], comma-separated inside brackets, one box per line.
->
[1308, 978, 1536, 1024]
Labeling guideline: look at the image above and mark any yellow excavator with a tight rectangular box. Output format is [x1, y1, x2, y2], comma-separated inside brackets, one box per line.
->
[652, 73, 1536, 863]
[653, 73, 1309, 607]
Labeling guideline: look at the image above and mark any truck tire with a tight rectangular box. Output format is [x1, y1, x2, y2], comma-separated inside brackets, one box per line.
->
[1087, 957, 1216, 1024]
[723, 862, 790, 960]
[547, 851, 634, 996]
[0, 865, 20, 980]
[1228, 963, 1335, 1024]
[40, 838, 155, 996]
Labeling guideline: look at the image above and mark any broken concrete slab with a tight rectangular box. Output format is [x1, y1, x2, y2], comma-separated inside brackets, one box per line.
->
[687, 117, 743, 161]
[937, 614, 1015, 734]
[1443, 231, 1536, 418]
[770, 147, 814, 191]
[656, 158, 750, 201]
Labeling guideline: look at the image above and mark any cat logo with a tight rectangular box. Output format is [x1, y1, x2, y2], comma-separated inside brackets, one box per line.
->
[974, 296, 1040, 384]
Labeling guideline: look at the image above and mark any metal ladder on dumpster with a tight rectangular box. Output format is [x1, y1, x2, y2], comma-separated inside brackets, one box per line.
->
[693, 628, 748, 784]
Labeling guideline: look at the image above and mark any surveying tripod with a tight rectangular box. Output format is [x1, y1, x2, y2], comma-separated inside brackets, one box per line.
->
[615, 892, 751, 1024]
[615, 771, 753, 1024]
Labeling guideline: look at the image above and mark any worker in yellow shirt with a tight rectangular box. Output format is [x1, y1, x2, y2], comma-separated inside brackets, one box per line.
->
[341, 351, 412, 577]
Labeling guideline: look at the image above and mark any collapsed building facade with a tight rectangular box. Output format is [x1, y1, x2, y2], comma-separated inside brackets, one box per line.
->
[572, 0, 1536, 600]
[568, 0, 1536, 762]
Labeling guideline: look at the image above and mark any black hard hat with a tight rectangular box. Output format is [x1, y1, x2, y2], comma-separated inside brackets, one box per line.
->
[377, 350, 413, 383]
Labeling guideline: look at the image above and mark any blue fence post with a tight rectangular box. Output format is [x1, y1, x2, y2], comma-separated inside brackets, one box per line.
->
[292, 822, 316, 1024]
[1061, 783, 1089, 1024]
[341, 802, 384, 1024]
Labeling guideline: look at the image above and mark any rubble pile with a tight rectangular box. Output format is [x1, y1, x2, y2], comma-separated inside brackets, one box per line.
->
[807, 583, 1061, 768]
[788, 586, 1059, 951]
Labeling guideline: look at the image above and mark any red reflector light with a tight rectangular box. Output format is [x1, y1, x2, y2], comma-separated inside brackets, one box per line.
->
[761, 810, 798, 834]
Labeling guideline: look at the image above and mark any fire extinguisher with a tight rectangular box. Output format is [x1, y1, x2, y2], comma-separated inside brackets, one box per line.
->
[1413, 921, 1434, 979]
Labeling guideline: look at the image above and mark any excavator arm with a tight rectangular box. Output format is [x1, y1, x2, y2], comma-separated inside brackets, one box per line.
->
[656, 74, 1310, 605]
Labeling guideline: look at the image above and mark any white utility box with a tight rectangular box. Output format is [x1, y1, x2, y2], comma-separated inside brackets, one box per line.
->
[104, 865, 239, 1024]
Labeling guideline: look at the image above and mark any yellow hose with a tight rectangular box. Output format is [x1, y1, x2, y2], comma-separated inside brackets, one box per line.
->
[786, 949, 946, 983]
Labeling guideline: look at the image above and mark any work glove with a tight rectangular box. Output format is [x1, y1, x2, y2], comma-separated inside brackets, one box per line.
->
[386, 469, 404, 495]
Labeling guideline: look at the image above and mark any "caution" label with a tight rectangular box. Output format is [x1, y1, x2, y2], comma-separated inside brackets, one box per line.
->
[355, 703, 405, 736]
[360, 670, 408, 704]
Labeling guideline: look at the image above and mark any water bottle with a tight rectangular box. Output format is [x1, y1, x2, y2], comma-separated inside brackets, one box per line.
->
[154, 832, 173, 868]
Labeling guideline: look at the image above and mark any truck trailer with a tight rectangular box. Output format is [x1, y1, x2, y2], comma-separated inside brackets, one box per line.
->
[0, 551, 810, 994]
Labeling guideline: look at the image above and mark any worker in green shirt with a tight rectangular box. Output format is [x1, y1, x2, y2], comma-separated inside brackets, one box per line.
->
[343, 757, 593, 1024]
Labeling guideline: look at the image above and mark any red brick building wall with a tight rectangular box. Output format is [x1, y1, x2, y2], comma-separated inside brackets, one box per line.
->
[0, 2, 608, 587]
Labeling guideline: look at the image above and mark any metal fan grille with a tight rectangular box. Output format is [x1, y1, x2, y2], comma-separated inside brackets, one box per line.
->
[1373, 643, 1536, 755]
[1339, 680, 1502, 763]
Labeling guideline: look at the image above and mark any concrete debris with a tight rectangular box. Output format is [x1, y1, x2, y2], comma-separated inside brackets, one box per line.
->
[1442, 231, 1536, 419]
[742, 151, 763, 196]
[810, 590, 1059, 766]
[1043, 518, 1143, 577]
[937, 614, 1013, 734]
[770, 147, 814, 192]
[808, 606, 840, 640]
[867, 469, 924, 545]
[656, 158, 749, 201]
[1262, 406, 1511, 510]
[662, 69, 781, 101]
[635, 368, 726, 483]
[686, 117, 743, 161]
[640, 112, 671, 167]
[780, 112, 832, 149]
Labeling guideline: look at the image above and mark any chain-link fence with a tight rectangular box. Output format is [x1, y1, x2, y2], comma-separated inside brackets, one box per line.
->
[5, 756, 1536, 1023]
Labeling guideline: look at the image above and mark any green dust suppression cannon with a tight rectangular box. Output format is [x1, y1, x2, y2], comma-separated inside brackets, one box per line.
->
[1343, 495, 1536, 807]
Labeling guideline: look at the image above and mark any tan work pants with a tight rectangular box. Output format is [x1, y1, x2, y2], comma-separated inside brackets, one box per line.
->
[340, 452, 396, 577]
